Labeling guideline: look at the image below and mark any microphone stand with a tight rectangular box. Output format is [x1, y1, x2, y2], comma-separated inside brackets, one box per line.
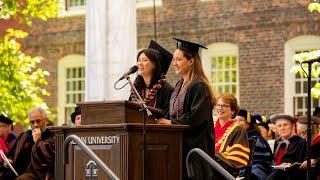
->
[306, 62, 312, 180]
[125, 75, 152, 180]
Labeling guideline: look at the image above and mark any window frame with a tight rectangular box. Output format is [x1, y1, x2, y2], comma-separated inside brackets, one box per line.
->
[58, 0, 86, 17]
[284, 35, 320, 115]
[58, 54, 85, 125]
[201, 42, 239, 98]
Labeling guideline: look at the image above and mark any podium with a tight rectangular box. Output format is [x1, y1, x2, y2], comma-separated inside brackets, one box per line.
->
[50, 101, 188, 180]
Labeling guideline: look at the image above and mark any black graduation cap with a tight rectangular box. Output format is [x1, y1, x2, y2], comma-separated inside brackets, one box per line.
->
[173, 38, 207, 54]
[70, 106, 81, 124]
[148, 40, 173, 74]
[251, 113, 269, 130]
[237, 109, 252, 123]
[0, 114, 13, 125]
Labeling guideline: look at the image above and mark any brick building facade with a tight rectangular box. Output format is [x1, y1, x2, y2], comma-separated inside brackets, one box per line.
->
[13, 0, 320, 123]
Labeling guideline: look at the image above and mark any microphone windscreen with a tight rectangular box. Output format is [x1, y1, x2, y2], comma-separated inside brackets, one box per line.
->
[130, 65, 138, 73]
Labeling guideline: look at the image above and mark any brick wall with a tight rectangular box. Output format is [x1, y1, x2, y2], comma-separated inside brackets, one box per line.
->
[137, 0, 320, 115]
[14, 0, 320, 119]
[23, 16, 85, 112]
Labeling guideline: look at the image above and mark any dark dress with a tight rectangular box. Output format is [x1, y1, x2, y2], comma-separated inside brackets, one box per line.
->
[168, 78, 214, 180]
[130, 81, 173, 118]
[267, 135, 307, 180]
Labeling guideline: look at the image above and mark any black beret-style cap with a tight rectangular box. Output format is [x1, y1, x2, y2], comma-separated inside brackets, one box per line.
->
[0, 115, 13, 125]
[148, 40, 173, 74]
[237, 109, 252, 123]
[270, 114, 296, 124]
[70, 106, 81, 124]
[173, 38, 207, 54]
[251, 113, 268, 130]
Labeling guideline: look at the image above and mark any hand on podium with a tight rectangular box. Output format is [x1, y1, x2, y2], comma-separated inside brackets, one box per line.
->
[157, 118, 171, 125]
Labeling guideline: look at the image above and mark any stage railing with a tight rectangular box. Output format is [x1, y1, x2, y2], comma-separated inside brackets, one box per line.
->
[63, 134, 119, 180]
[186, 148, 235, 180]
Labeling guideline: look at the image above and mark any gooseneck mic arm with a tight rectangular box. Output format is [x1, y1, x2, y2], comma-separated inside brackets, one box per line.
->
[126, 76, 152, 117]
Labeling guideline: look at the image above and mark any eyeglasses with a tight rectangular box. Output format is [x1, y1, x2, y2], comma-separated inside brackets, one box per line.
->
[30, 119, 42, 125]
[216, 103, 231, 108]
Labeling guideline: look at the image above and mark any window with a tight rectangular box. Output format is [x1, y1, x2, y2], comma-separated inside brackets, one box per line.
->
[284, 36, 320, 115]
[58, 0, 86, 17]
[66, 0, 86, 10]
[136, 0, 162, 9]
[58, 54, 85, 125]
[202, 43, 239, 97]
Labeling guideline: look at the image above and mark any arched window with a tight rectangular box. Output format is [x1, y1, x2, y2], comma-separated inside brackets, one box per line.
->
[58, 54, 85, 125]
[202, 43, 239, 97]
[284, 35, 320, 115]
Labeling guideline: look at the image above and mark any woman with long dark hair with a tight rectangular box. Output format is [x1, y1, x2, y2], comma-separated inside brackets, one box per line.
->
[129, 40, 173, 118]
[157, 38, 216, 180]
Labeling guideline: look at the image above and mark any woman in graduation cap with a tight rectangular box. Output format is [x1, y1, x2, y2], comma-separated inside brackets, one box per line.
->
[129, 40, 173, 118]
[157, 38, 216, 180]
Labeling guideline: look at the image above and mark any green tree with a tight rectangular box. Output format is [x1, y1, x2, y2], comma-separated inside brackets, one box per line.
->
[291, 1, 320, 98]
[309, 1, 320, 13]
[0, 0, 59, 125]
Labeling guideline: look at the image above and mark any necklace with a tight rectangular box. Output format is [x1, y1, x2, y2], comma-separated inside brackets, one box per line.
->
[131, 79, 164, 107]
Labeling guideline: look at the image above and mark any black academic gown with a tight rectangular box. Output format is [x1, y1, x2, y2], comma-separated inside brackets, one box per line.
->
[168, 78, 214, 180]
[154, 81, 173, 118]
[16, 128, 55, 180]
[267, 135, 307, 180]
[306, 135, 320, 179]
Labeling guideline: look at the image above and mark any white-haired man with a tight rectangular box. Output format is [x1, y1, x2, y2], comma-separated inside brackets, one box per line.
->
[1, 107, 55, 180]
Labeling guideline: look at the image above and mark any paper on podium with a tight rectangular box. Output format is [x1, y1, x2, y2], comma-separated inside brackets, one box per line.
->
[0, 149, 19, 176]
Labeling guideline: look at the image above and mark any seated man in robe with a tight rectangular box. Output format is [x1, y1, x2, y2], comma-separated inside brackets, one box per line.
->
[1, 107, 55, 180]
[266, 114, 307, 180]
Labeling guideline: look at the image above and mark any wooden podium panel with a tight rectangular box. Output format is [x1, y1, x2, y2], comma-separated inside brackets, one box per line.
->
[50, 124, 188, 180]
[78, 101, 162, 125]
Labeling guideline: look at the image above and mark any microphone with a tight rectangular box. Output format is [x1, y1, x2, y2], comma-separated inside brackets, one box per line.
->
[118, 65, 138, 81]
[301, 57, 320, 64]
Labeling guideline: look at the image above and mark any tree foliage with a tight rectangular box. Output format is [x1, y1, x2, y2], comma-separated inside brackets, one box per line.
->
[0, 0, 59, 125]
[309, 1, 320, 14]
[291, 1, 320, 98]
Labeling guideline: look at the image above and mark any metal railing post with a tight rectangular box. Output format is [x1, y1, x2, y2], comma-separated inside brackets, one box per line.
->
[186, 148, 235, 180]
